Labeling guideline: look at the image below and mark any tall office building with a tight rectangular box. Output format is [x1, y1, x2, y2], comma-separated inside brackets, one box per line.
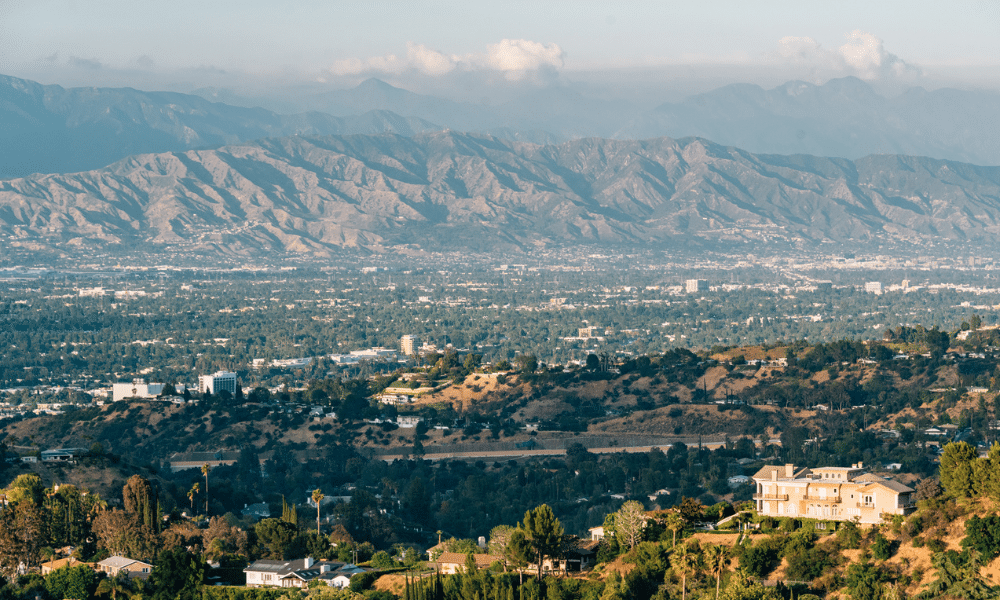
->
[199, 371, 237, 395]
[400, 335, 420, 355]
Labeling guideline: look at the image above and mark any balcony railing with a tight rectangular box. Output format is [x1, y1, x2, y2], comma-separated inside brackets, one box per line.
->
[753, 494, 789, 501]
[803, 495, 842, 503]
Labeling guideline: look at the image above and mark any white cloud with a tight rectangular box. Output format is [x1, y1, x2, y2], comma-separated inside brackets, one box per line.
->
[330, 39, 563, 78]
[405, 42, 459, 76]
[837, 30, 920, 80]
[774, 31, 921, 82]
[483, 39, 564, 72]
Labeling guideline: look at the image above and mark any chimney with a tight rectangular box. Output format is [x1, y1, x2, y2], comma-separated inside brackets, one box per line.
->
[304, 557, 314, 569]
[478, 536, 487, 549]
[771, 469, 777, 481]
[785, 464, 794, 478]
[857, 461, 863, 469]
[320, 564, 332, 573]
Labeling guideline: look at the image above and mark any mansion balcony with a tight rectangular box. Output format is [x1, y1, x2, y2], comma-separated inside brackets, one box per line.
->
[753, 493, 788, 501]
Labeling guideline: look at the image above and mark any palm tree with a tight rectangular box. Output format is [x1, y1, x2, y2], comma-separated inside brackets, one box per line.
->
[312, 488, 325, 534]
[673, 543, 701, 600]
[665, 511, 685, 548]
[703, 544, 731, 600]
[201, 463, 211, 514]
[96, 572, 131, 600]
[188, 482, 199, 513]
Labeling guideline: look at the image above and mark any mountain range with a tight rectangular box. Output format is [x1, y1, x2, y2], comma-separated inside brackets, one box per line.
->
[0, 74, 440, 178]
[5, 73, 1000, 186]
[198, 75, 1000, 166]
[620, 77, 1000, 166]
[2, 131, 999, 261]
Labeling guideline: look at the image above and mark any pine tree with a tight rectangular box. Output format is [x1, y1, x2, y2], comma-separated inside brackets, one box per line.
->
[155, 500, 163, 533]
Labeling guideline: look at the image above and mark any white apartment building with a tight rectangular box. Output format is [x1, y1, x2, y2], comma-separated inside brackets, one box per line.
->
[400, 335, 420, 355]
[686, 279, 709, 293]
[752, 463, 914, 524]
[199, 371, 237, 395]
[864, 281, 883, 294]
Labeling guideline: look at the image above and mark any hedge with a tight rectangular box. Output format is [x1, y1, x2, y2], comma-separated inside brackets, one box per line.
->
[202, 586, 289, 600]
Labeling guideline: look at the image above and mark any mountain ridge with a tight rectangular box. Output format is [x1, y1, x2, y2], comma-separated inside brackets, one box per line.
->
[0, 74, 443, 179]
[2, 131, 1000, 262]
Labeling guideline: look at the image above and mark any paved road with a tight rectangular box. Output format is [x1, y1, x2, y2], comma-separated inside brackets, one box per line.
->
[377, 442, 732, 462]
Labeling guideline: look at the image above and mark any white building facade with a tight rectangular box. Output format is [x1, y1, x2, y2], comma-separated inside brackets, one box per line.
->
[199, 371, 237, 395]
[112, 379, 165, 401]
[752, 463, 914, 524]
[685, 279, 708, 293]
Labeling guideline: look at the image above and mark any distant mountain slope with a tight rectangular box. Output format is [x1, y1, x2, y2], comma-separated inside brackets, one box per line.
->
[0, 75, 441, 178]
[237, 76, 1000, 165]
[2, 131, 1000, 259]
[615, 77, 1000, 165]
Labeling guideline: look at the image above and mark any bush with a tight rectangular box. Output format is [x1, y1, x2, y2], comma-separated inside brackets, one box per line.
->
[370, 551, 396, 569]
[350, 572, 378, 592]
[871, 534, 894, 561]
[741, 543, 779, 577]
[757, 517, 778, 533]
[202, 587, 288, 600]
[963, 515, 1000, 560]
[926, 538, 947, 553]
[779, 518, 799, 532]
[835, 522, 862, 550]
[785, 547, 837, 581]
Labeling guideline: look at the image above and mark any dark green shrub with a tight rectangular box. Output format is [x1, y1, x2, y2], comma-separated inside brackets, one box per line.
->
[779, 518, 798, 532]
[741, 543, 779, 577]
[962, 515, 1000, 560]
[871, 533, 894, 561]
[350, 572, 378, 592]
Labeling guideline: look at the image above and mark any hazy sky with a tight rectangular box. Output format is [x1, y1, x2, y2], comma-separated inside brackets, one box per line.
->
[2, 0, 999, 98]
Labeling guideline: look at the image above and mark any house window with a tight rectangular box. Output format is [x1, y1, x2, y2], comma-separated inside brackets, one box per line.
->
[863, 495, 874, 506]
[816, 522, 827, 530]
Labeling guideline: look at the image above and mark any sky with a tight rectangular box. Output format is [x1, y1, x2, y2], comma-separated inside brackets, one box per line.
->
[2, 0, 999, 103]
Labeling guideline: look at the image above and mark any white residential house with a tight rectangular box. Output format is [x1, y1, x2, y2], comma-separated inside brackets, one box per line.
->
[96, 556, 153, 580]
[397, 416, 424, 428]
[434, 553, 504, 574]
[325, 564, 368, 588]
[244, 558, 344, 588]
[752, 463, 914, 524]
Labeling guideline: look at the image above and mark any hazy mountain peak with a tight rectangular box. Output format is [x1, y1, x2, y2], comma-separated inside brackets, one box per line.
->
[355, 77, 403, 93]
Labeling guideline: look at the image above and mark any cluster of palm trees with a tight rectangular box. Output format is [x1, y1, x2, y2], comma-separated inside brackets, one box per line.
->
[186, 464, 212, 515]
[672, 542, 733, 600]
